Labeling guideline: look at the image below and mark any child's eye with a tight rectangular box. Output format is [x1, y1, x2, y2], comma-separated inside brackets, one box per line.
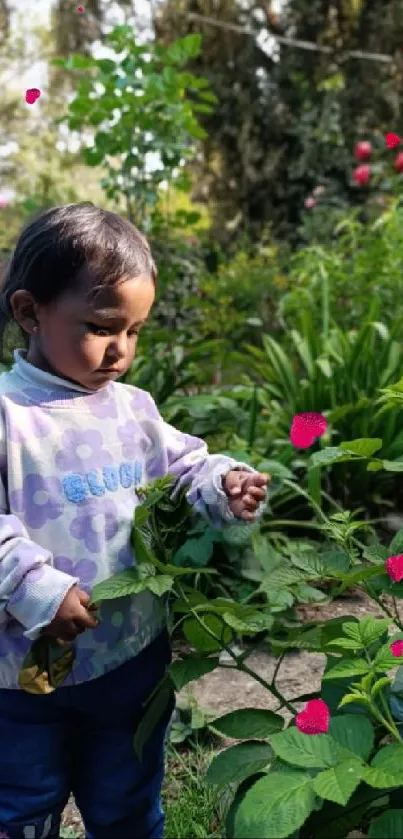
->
[85, 323, 141, 338]
[85, 323, 110, 337]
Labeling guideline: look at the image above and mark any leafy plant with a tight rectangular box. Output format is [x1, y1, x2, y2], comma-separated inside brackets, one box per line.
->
[52, 27, 216, 228]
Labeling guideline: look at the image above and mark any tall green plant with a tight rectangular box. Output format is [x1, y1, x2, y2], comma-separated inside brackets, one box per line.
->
[52, 27, 216, 228]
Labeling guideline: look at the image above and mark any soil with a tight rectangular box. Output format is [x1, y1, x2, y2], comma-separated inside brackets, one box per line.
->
[61, 589, 401, 837]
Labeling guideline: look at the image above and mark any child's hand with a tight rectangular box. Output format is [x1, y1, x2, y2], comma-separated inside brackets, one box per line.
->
[42, 585, 99, 644]
[223, 470, 270, 522]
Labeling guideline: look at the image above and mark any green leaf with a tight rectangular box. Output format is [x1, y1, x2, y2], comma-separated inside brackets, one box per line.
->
[339, 438, 382, 457]
[322, 659, 371, 680]
[390, 528, 403, 554]
[169, 655, 219, 690]
[368, 810, 403, 838]
[233, 770, 316, 838]
[374, 643, 400, 672]
[309, 448, 354, 468]
[206, 742, 273, 785]
[371, 676, 392, 697]
[183, 615, 234, 652]
[222, 610, 274, 634]
[329, 714, 374, 761]
[338, 693, 371, 709]
[379, 460, 403, 472]
[313, 757, 363, 805]
[211, 708, 284, 739]
[90, 569, 144, 604]
[269, 728, 344, 769]
[343, 617, 391, 647]
[363, 744, 403, 788]
[133, 676, 173, 761]
[145, 575, 174, 596]
[173, 530, 215, 567]
[66, 53, 95, 70]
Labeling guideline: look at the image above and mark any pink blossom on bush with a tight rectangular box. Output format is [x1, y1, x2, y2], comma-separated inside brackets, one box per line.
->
[354, 141, 372, 161]
[391, 640, 403, 657]
[296, 699, 330, 735]
[386, 132, 401, 150]
[290, 413, 328, 449]
[386, 555, 403, 583]
[395, 152, 403, 173]
[353, 164, 371, 186]
[304, 196, 317, 209]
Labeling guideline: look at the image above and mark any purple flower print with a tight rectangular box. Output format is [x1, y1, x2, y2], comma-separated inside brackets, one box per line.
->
[10, 474, 64, 529]
[130, 389, 159, 420]
[146, 448, 166, 479]
[55, 429, 113, 473]
[54, 556, 98, 593]
[117, 420, 149, 460]
[88, 388, 118, 420]
[70, 498, 119, 554]
[116, 543, 135, 571]
[91, 602, 132, 650]
[8, 408, 53, 444]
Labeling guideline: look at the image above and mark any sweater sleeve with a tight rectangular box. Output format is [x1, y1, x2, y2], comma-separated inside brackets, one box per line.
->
[143, 393, 265, 528]
[0, 478, 79, 641]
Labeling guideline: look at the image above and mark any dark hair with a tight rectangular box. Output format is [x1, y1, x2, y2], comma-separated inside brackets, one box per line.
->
[0, 202, 157, 362]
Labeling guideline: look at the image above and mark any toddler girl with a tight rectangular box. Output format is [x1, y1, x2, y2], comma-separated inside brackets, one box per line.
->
[0, 202, 268, 839]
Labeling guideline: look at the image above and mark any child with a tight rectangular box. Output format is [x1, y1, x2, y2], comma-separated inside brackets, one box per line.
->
[0, 202, 268, 839]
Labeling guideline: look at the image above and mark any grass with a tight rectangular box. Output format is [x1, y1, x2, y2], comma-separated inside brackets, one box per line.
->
[163, 744, 227, 838]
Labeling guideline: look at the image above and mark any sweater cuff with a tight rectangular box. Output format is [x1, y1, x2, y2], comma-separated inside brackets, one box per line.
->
[7, 565, 79, 641]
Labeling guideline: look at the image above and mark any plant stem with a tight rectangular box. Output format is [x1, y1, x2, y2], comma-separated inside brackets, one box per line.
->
[177, 584, 297, 716]
[366, 586, 403, 632]
[369, 699, 403, 744]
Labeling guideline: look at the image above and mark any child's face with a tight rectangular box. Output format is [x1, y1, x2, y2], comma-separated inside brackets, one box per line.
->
[14, 272, 155, 390]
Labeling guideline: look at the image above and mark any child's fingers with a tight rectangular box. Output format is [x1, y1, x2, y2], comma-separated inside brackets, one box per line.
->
[246, 486, 267, 501]
[239, 509, 256, 522]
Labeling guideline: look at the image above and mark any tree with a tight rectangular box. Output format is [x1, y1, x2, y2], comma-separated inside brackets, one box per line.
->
[154, 0, 403, 245]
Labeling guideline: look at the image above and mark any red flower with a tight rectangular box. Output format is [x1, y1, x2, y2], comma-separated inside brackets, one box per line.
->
[386, 132, 401, 150]
[290, 413, 328, 449]
[296, 699, 330, 735]
[386, 555, 403, 583]
[77, 5, 85, 11]
[353, 164, 371, 186]
[354, 141, 372, 161]
[391, 640, 403, 657]
[25, 88, 41, 105]
[395, 152, 403, 173]
[304, 196, 317, 209]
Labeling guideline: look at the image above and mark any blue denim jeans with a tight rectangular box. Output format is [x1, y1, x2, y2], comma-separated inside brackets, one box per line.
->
[0, 630, 174, 839]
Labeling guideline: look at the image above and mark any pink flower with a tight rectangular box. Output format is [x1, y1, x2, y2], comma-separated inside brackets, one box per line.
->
[391, 640, 403, 657]
[0, 197, 8, 208]
[77, 5, 85, 11]
[354, 141, 372, 161]
[25, 88, 41, 105]
[304, 196, 317, 209]
[290, 413, 328, 449]
[386, 555, 403, 583]
[353, 164, 371, 186]
[395, 152, 403, 173]
[386, 132, 401, 150]
[296, 699, 330, 735]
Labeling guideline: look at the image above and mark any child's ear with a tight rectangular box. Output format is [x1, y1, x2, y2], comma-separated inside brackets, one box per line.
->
[9, 290, 39, 336]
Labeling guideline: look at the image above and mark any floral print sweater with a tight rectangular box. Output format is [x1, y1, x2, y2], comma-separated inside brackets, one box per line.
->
[0, 349, 256, 689]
